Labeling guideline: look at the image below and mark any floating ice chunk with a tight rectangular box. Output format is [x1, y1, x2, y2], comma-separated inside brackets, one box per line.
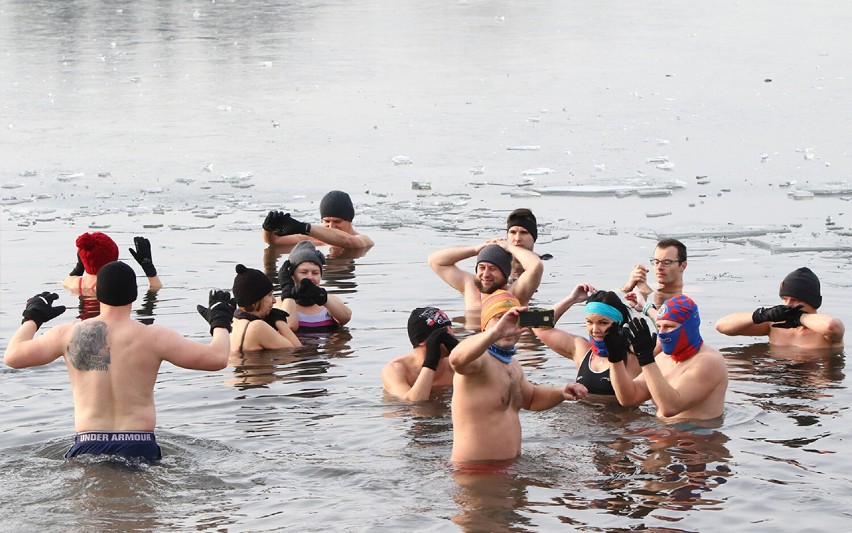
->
[594, 163, 606, 172]
[528, 116, 541, 122]
[98, 172, 111, 177]
[646, 211, 671, 218]
[761, 153, 770, 162]
[657, 139, 670, 145]
[217, 105, 232, 112]
[801, 182, 852, 195]
[469, 166, 485, 175]
[696, 176, 711, 185]
[637, 189, 672, 198]
[95, 193, 113, 199]
[18, 170, 37, 177]
[143, 224, 163, 229]
[804, 151, 815, 160]
[261, 61, 272, 68]
[790, 190, 814, 200]
[193, 10, 201, 19]
[0, 196, 32, 205]
[392, 155, 413, 165]
[656, 162, 675, 171]
[507, 145, 541, 151]
[142, 187, 164, 194]
[169, 224, 215, 231]
[195, 213, 220, 219]
[646, 156, 669, 163]
[411, 181, 431, 190]
[522, 168, 553, 176]
[176, 177, 195, 184]
[1, 183, 24, 189]
[503, 190, 541, 198]
[57, 172, 84, 181]
[202, 163, 214, 172]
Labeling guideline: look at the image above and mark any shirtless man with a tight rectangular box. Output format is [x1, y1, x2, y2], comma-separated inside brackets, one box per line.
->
[621, 238, 687, 322]
[262, 190, 374, 251]
[606, 295, 727, 420]
[63, 232, 163, 293]
[715, 267, 844, 349]
[428, 238, 543, 315]
[505, 208, 541, 283]
[381, 307, 459, 402]
[449, 290, 587, 463]
[4, 261, 233, 461]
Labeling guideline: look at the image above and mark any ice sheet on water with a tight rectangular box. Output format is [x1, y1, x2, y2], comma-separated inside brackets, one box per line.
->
[507, 145, 541, 151]
[392, 155, 412, 165]
[57, 172, 84, 182]
[501, 190, 541, 197]
[800, 181, 852, 195]
[656, 226, 791, 240]
[0, 196, 33, 205]
[169, 224, 215, 231]
[522, 168, 553, 176]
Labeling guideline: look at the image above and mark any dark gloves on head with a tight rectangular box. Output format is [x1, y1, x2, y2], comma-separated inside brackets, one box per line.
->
[626, 317, 657, 366]
[129, 236, 158, 277]
[752, 304, 804, 329]
[602, 323, 629, 364]
[197, 290, 234, 335]
[22, 292, 66, 329]
[292, 278, 327, 306]
[422, 329, 459, 371]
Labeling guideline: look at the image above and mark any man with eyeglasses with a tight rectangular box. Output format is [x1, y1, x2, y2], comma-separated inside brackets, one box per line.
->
[621, 238, 687, 322]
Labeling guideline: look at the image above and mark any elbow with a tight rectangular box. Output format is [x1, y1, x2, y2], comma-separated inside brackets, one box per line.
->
[827, 318, 845, 341]
[427, 252, 440, 270]
[658, 405, 682, 418]
[4, 355, 23, 369]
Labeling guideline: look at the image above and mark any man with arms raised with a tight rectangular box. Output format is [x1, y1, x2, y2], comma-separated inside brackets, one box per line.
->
[716, 267, 844, 349]
[605, 295, 727, 420]
[4, 261, 234, 462]
[262, 190, 374, 251]
[428, 238, 543, 315]
[449, 290, 587, 463]
[621, 238, 687, 322]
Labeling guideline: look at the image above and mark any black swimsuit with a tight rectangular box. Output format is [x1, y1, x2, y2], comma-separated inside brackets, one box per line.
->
[575, 348, 615, 395]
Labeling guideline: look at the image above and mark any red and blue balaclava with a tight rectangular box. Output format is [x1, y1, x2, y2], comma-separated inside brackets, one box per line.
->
[656, 295, 703, 362]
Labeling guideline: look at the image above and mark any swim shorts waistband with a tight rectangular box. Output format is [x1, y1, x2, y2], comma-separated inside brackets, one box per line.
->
[66, 431, 161, 461]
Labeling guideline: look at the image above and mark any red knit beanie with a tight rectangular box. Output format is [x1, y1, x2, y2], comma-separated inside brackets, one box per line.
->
[76, 232, 119, 275]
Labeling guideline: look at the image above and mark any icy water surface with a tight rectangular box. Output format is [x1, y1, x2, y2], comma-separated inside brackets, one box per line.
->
[2, 1, 851, 531]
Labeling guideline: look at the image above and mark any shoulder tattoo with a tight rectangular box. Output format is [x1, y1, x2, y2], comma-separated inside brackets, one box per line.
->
[68, 321, 111, 371]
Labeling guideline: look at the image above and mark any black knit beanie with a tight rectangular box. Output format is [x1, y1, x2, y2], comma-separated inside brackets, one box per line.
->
[407, 307, 452, 347]
[233, 264, 274, 308]
[97, 261, 138, 306]
[779, 267, 822, 309]
[319, 190, 355, 222]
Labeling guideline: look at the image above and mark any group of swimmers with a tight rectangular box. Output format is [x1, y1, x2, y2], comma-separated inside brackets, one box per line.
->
[3, 189, 846, 464]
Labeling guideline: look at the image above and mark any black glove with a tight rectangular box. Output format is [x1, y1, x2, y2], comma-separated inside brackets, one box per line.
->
[129, 236, 158, 277]
[275, 213, 312, 237]
[292, 278, 327, 306]
[196, 290, 234, 334]
[770, 305, 805, 329]
[752, 305, 788, 324]
[422, 329, 458, 371]
[264, 308, 290, 329]
[602, 323, 629, 364]
[22, 292, 66, 329]
[626, 317, 657, 366]
[263, 211, 287, 232]
[69, 253, 84, 276]
[278, 260, 296, 299]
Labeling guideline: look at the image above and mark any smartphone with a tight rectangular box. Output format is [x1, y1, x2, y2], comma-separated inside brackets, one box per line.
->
[517, 308, 555, 328]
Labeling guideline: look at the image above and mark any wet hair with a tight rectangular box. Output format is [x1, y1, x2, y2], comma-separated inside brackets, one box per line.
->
[586, 290, 631, 323]
[656, 238, 687, 262]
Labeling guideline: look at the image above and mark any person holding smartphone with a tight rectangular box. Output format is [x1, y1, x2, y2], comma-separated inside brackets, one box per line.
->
[448, 290, 587, 463]
[534, 284, 642, 397]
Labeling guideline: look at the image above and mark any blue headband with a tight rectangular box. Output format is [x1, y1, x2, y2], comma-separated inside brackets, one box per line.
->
[585, 302, 623, 324]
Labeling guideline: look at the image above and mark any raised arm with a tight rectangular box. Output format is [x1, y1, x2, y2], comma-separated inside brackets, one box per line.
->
[129, 236, 163, 291]
[262, 211, 372, 249]
[500, 241, 542, 305]
[450, 306, 525, 375]
[427, 244, 480, 294]
[4, 292, 69, 368]
[715, 311, 771, 337]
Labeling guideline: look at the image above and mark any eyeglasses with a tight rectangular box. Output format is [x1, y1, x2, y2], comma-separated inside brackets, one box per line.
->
[650, 259, 681, 267]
